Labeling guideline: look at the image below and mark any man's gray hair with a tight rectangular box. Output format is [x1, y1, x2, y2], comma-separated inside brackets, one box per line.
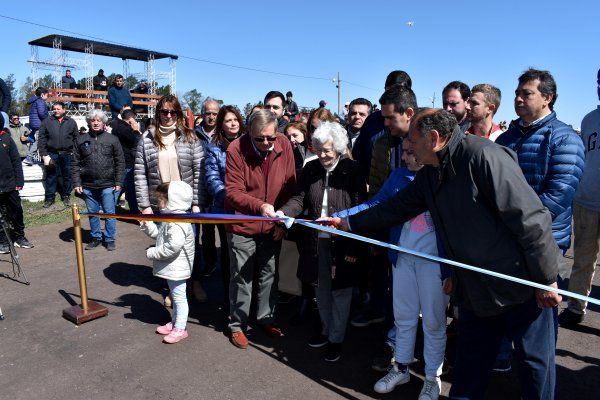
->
[86, 109, 108, 124]
[414, 109, 457, 138]
[312, 121, 349, 154]
[247, 109, 277, 135]
[201, 97, 221, 114]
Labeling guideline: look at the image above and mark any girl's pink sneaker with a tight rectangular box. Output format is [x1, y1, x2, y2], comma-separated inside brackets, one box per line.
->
[163, 328, 188, 344]
[156, 322, 173, 335]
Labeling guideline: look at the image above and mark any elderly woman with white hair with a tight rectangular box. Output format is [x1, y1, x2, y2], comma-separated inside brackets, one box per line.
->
[72, 109, 125, 251]
[278, 121, 367, 362]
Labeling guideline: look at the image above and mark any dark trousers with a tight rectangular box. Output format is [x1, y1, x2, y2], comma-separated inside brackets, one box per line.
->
[45, 152, 72, 201]
[202, 223, 217, 269]
[370, 250, 390, 315]
[449, 299, 556, 400]
[119, 167, 138, 213]
[216, 224, 230, 303]
[0, 190, 25, 243]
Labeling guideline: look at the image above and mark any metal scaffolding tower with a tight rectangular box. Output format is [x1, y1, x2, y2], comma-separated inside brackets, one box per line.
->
[28, 34, 178, 117]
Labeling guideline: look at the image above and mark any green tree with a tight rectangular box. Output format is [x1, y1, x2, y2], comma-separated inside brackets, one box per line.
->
[36, 74, 54, 91]
[243, 102, 254, 117]
[155, 84, 171, 96]
[4, 74, 18, 112]
[125, 75, 139, 90]
[183, 89, 203, 114]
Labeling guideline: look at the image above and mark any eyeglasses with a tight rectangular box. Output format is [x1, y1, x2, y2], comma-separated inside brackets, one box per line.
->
[159, 109, 179, 116]
[253, 135, 277, 143]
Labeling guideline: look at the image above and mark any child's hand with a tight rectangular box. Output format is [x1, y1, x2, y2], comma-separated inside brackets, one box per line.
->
[139, 220, 147, 228]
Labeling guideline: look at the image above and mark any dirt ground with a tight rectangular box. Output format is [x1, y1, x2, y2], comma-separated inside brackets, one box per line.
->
[0, 218, 599, 400]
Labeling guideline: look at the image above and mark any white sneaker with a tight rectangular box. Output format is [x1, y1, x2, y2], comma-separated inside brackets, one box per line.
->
[373, 364, 410, 394]
[418, 376, 441, 400]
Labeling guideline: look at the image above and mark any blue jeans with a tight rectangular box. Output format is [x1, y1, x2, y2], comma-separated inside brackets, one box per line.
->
[167, 279, 188, 330]
[45, 152, 72, 201]
[449, 299, 555, 400]
[83, 187, 119, 242]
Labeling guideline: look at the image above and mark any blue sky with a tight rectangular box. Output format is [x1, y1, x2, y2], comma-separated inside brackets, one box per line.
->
[1, 1, 599, 127]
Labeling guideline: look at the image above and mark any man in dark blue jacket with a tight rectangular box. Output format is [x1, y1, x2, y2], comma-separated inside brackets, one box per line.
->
[0, 113, 33, 253]
[26, 87, 49, 165]
[107, 75, 133, 119]
[496, 69, 585, 260]
[352, 70, 412, 178]
[0, 78, 11, 114]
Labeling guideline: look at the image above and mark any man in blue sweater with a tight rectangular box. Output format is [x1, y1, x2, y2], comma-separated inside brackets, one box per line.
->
[107, 75, 133, 119]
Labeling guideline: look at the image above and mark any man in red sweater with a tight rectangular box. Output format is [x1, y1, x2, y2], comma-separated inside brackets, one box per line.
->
[224, 108, 296, 349]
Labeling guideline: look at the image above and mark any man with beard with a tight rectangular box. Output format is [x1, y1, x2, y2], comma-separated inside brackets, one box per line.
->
[264, 91, 288, 133]
[466, 84, 503, 141]
[442, 81, 470, 133]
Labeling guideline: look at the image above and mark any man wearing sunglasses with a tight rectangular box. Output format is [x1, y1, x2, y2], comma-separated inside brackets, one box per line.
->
[224, 108, 296, 349]
[263, 91, 288, 133]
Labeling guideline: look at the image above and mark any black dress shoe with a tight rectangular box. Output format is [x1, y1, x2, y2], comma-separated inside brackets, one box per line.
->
[85, 238, 102, 250]
[324, 342, 342, 362]
[43, 200, 54, 208]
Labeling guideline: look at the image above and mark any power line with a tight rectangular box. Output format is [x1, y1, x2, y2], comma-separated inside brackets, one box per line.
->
[0, 14, 332, 82]
[343, 80, 379, 92]
[178, 55, 330, 81]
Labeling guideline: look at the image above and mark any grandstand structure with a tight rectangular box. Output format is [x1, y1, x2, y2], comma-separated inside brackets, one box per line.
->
[27, 34, 178, 117]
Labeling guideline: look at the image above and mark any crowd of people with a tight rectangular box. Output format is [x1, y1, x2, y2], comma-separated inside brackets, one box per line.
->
[1, 66, 599, 400]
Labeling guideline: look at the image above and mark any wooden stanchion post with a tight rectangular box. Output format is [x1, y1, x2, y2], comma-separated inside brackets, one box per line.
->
[62, 204, 108, 324]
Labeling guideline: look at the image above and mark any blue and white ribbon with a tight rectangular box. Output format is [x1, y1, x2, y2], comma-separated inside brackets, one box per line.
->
[292, 218, 600, 307]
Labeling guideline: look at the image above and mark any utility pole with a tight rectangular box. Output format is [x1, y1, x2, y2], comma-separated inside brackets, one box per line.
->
[337, 71, 341, 116]
[431, 92, 436, 108]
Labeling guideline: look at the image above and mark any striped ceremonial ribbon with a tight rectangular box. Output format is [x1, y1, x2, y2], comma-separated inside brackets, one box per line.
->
[79, 211, 599, 306]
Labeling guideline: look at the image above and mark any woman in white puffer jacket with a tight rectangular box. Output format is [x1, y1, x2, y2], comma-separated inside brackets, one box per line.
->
[141, 180, 195, 344]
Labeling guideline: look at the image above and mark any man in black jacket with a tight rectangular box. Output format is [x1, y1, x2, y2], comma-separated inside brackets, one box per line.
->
[0, 78, 11, 113]
[0, 113, 33, 253]
[38, 102, 79, 208]
[111, 109, 140, 213]
[334, 109, 561, 399]
[72, 110, 125, 251]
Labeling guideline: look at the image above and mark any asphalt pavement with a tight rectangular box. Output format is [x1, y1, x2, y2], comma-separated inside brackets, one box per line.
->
[0, 218, 599, 400]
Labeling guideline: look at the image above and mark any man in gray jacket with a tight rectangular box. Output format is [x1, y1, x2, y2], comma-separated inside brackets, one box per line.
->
[334, 109, 561, 399]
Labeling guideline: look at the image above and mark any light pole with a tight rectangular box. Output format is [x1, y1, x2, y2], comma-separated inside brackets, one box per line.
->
[333, 72, 341, 116]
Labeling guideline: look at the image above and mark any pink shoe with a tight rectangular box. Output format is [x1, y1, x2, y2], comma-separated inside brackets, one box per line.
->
[156, 322, 173, 335]
[163, 328, 188, 344]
